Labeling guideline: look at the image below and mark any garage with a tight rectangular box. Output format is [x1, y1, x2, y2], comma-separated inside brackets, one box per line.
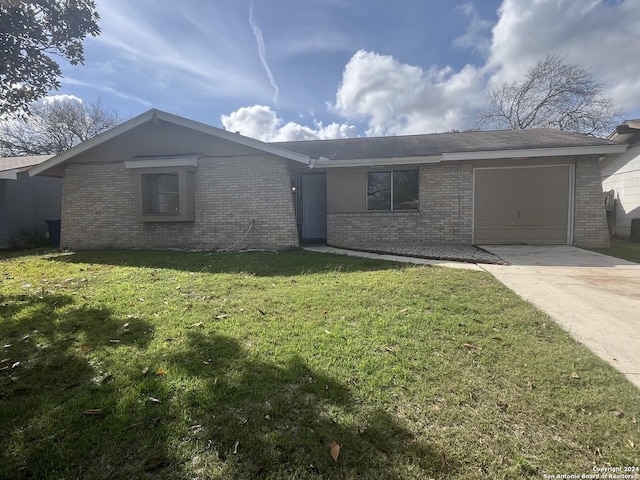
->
[473, 165, 572, 245]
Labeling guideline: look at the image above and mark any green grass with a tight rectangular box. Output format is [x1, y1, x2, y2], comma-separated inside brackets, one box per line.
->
[1, 249, 638, 479]
[593, 236, 640, 263]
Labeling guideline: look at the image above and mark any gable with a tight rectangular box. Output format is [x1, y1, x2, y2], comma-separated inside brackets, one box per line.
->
[29, 109, 311, 177]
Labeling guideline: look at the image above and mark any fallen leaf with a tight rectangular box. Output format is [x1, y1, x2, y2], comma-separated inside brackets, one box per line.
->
[629, 439, 635, 448]
[612, 410, 624, 418]
[155, 369, 167, 376]
[385, 346, 395, 353]
[142, 367, 149, 375]
[82, 409, 104, 416]
[148, 396, 161, 404]
[189, 322, 204, 328]
[215, 314, 228, 320]
[463, 343, 481, 350]
[399, 308, 409, 313]
[329, 441, 341, 462]
[80, 345, 90, 353]
[433, 404, 441, 411]
[571, 372, 580, 379]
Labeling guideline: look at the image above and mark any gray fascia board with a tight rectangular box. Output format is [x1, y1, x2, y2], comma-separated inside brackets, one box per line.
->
[313, 155, 442, 168]
[442, 144, 627, 161]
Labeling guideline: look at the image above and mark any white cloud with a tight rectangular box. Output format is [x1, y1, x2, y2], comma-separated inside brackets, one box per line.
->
[41, 94, 83, 106]
[333, 50, 485, 135]
[220, 105, 358, 141]
[485, 0, 640, 110]
[330, 1, 640, 136]
[249, 2, 279, 106]
[453, 2, 493, 56]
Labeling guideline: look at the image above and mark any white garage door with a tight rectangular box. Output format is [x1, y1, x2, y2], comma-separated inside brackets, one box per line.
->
[474, 166, 571, 245]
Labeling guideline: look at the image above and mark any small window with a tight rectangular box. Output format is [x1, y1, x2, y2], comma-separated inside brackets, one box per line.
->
[367, 170, 418, 211]
[133, 167, 195, 222]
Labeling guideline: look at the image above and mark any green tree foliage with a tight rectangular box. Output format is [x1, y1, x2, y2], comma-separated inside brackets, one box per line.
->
[0, 0, 100, 116]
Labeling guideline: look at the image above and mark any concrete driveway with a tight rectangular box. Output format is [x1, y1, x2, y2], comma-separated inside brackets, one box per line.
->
[480, 245, 640, 388]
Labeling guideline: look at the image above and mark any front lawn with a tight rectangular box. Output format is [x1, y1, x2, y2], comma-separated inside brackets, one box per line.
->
[593, 236, 640, 263]
[1, 249, 638, 479]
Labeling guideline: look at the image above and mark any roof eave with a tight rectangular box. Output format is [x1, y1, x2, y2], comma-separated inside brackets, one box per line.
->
[442, 144, 627, 161]
[313, 155, 443, 168]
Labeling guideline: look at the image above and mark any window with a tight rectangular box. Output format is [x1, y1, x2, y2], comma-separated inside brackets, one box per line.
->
[132, 167, 195, 222]
[141, 173, 180, 214]
[367, 170, 418, 211]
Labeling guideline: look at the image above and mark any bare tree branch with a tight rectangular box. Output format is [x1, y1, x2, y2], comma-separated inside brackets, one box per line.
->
[0, 97, 121, 156]
[475, 54, 623, 136]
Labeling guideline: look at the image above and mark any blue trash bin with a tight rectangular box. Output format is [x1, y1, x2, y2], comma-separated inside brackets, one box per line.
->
[46, 219, 61, 248]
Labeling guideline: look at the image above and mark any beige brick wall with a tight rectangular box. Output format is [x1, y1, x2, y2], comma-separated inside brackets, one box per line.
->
[61, 156, 299, 250]
[573, 157, 610, 248]
[328, 158, 610, 248]
[327, 163, 473, 246]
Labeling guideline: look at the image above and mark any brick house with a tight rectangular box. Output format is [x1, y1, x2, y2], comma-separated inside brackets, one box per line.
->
[30, 109, 624, 250]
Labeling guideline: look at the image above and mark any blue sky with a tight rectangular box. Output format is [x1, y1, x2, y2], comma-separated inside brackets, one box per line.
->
[54, 0, 640, 140]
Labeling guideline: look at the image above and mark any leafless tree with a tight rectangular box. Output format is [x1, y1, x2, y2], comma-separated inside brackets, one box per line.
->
[475, 54, 622, 136]
[0, 97, 121, 155]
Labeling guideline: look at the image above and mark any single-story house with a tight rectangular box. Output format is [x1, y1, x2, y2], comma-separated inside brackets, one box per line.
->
[29, 109, 625, 251]
[600, 120, 640, 238]
[1, 155, 61, 247]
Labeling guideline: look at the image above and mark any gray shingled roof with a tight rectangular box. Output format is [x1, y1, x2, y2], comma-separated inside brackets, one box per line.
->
[272, 128, 619, 160]
[0, 155, 53, 172]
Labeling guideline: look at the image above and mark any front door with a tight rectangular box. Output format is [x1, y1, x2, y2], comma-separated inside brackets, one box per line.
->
[301, 173, 327, 241]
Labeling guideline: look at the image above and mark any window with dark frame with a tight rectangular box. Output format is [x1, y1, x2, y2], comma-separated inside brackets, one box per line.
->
[367, 170, 418, 211]
[141, 173, 180, 214]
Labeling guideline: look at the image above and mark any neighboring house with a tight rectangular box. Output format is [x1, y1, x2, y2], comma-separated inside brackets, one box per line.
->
[0, 155, 60, 247]
[30, 109, 624, 251]
[601, 120, 640, 238]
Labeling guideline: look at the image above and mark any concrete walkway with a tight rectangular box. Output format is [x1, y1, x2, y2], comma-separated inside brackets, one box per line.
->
[480, 245, 640, 389]
[305, 244, 640, 388]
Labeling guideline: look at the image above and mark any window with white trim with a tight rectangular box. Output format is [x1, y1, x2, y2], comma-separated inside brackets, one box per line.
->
[367, 170, 419, 211]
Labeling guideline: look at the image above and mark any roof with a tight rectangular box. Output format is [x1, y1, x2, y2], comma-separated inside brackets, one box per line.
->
[273, 128, 625, 166]
[29, 108, 628, 176]
[29, 109, 313, 177]
[0, 155, 53, 172]
[608, 120, 640, 143]
[1, 155, 54, 179]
